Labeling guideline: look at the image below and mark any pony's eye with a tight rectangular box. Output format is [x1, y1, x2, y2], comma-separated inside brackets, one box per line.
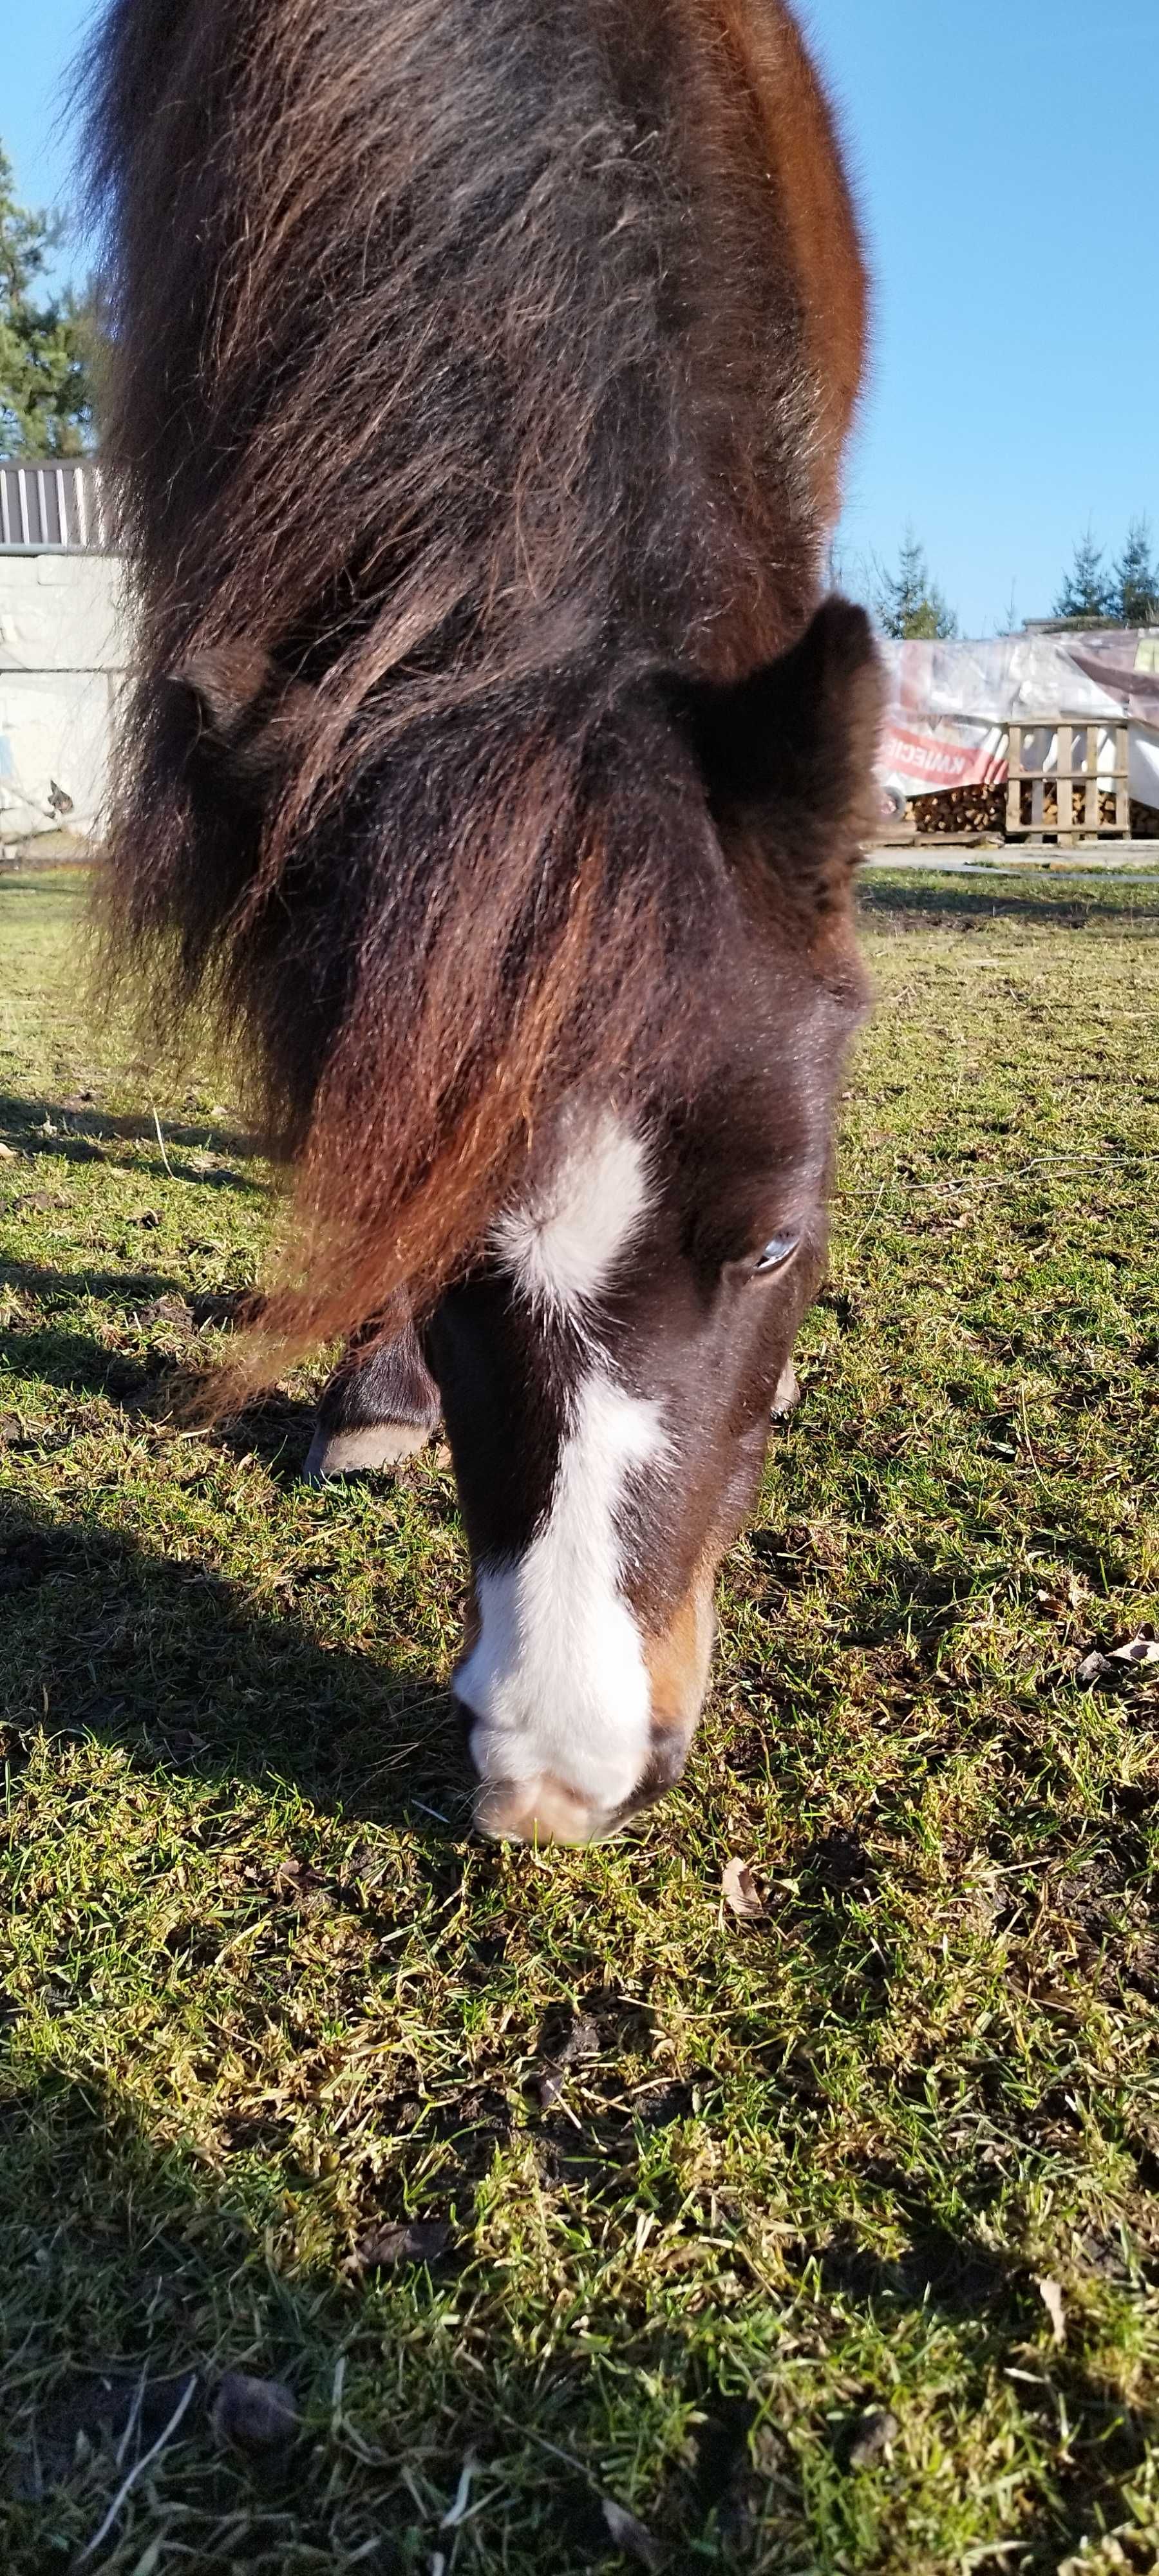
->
[754, 1233, 800, 1275]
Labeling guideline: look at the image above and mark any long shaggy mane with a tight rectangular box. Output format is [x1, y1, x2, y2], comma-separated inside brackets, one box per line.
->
[80, 0, 865, 1364]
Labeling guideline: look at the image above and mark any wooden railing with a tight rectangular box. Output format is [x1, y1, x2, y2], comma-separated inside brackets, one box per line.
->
[1006, 719, 1131, 845]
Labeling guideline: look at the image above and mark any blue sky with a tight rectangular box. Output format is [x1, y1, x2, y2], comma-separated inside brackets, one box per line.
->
[6, 0, 1156, 636]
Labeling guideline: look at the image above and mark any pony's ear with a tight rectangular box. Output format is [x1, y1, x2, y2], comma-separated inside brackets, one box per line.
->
[672, 597, 885, 858]
[165, 643, 314, 802]
[167, 642, 277, 746]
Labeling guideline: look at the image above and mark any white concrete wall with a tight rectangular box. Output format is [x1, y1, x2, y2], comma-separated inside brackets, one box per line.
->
[0, 553, 129, 843]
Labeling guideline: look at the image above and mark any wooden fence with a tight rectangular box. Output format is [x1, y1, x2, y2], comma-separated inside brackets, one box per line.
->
[1006, 719, 1132, 846]
[0, 460, 110, 554]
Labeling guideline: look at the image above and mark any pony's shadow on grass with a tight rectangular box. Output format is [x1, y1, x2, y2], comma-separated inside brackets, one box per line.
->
[0, 1284, 307, 1465]
[0, 1315, 160, 1416]
[5, 2064, 1151, 2570]
[0, 1490, 471, 1840]
[0, 1088, 266, 1189]
[858, 878, 1159, 932]
[1, 2067, 751, 2567]
[1, 1256, 218, 1315]
[0, 1320, 335, 1497]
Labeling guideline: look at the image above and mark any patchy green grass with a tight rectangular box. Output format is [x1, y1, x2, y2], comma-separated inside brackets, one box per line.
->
[1, 863, 1157, 2574]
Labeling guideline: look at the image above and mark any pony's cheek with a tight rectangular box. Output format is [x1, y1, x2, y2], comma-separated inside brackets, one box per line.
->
[643, 1567, 717, 1731]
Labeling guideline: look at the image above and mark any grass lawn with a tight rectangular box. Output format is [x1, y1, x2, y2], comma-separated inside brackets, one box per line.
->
[1, 863, 1157, 2574]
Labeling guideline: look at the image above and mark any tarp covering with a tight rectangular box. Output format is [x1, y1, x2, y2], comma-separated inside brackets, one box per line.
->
[879, 629, 1159, 808]
[0, 554, 126, 841]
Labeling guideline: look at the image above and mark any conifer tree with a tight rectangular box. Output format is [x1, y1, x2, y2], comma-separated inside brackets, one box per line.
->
[0, 145, 97, 459]
[875, 530, 958, 640]
[1111, 517, 1159, 626]
[1053, 527, 1113, 621]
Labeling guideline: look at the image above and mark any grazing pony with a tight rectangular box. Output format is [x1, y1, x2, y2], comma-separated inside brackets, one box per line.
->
[84, 0, 881, 1842]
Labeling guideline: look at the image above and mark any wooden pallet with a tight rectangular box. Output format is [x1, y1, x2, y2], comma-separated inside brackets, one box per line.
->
[1006, 719, 1131, 846]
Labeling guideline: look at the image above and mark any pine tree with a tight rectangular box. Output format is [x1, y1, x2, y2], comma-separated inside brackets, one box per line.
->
[875, 531, 958, 640]
[1111, 517, 1159, 627]
[1053, 527, 1113, 622]
[0, 144, 97, 459]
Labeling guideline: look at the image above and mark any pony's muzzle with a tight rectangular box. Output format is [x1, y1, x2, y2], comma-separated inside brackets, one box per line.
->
[462, 1717, 695, 1848]
[455, 1570, 713, 1844]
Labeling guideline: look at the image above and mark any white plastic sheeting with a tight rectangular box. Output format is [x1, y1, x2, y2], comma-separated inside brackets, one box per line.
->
[5, 557, 1158, 842]
[879, 630, 1159, 810]
[0, 554, 127, 842]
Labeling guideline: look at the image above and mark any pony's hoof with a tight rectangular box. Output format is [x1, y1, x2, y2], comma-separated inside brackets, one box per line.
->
[303, 1421, 431, 1481]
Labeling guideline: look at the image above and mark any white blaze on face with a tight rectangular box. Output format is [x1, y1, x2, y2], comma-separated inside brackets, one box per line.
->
[489, 1108, 655, 1329]
[455, 1113, 668, 1815]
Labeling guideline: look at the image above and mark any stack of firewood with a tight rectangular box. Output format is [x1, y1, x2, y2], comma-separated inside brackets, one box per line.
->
[906, 784, 1006, 838]
[1010, 782, 1119, 830]
[905, 786, 1159, 840]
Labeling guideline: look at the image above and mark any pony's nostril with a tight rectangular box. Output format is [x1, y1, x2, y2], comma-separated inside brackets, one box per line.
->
[603, 1730, 692, 1833]
[643, 1721, 693, 1795]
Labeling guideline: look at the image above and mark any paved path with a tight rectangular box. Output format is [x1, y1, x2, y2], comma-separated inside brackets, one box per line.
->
[865, 844, 1159, 877]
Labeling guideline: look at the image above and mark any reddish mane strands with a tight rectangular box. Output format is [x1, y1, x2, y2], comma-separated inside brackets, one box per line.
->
[82, 0, 868, 1374]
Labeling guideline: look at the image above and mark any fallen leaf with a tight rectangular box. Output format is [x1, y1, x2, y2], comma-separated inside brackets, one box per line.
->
[350, 2219, 453, 2273]
[536, 2013, 599, 2105]
[1109, 1631, 1159, 1669]
[271, 1856, 331, 1912]
[0, 1142, 17, 1162]
[847, 2407, 900, 2470]
[1037, 2277, 1066, 2346]
[134, 1210, 162, 1229]
[211, 2372, 298, 2454]
[23, 1188, 67, 1214]
[601, 2497, 663, 2568]
[1075, 1651, 1111, 1687]
[722, 1858, 765, 1919]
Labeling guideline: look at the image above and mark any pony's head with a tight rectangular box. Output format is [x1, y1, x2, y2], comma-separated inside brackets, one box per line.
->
[428, 600, 880, 1839]
[183, 598, 881, 1842]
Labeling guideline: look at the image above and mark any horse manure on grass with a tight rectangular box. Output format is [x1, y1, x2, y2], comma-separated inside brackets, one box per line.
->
[211, 2372, 299, 2456]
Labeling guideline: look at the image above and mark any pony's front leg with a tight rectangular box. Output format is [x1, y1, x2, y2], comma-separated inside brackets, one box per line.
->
[305, 1308, 441, 1480]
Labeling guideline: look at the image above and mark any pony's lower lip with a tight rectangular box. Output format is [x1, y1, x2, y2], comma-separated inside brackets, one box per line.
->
[470, 1772, 610, 1847]
[471, 1777, 672, 1847]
